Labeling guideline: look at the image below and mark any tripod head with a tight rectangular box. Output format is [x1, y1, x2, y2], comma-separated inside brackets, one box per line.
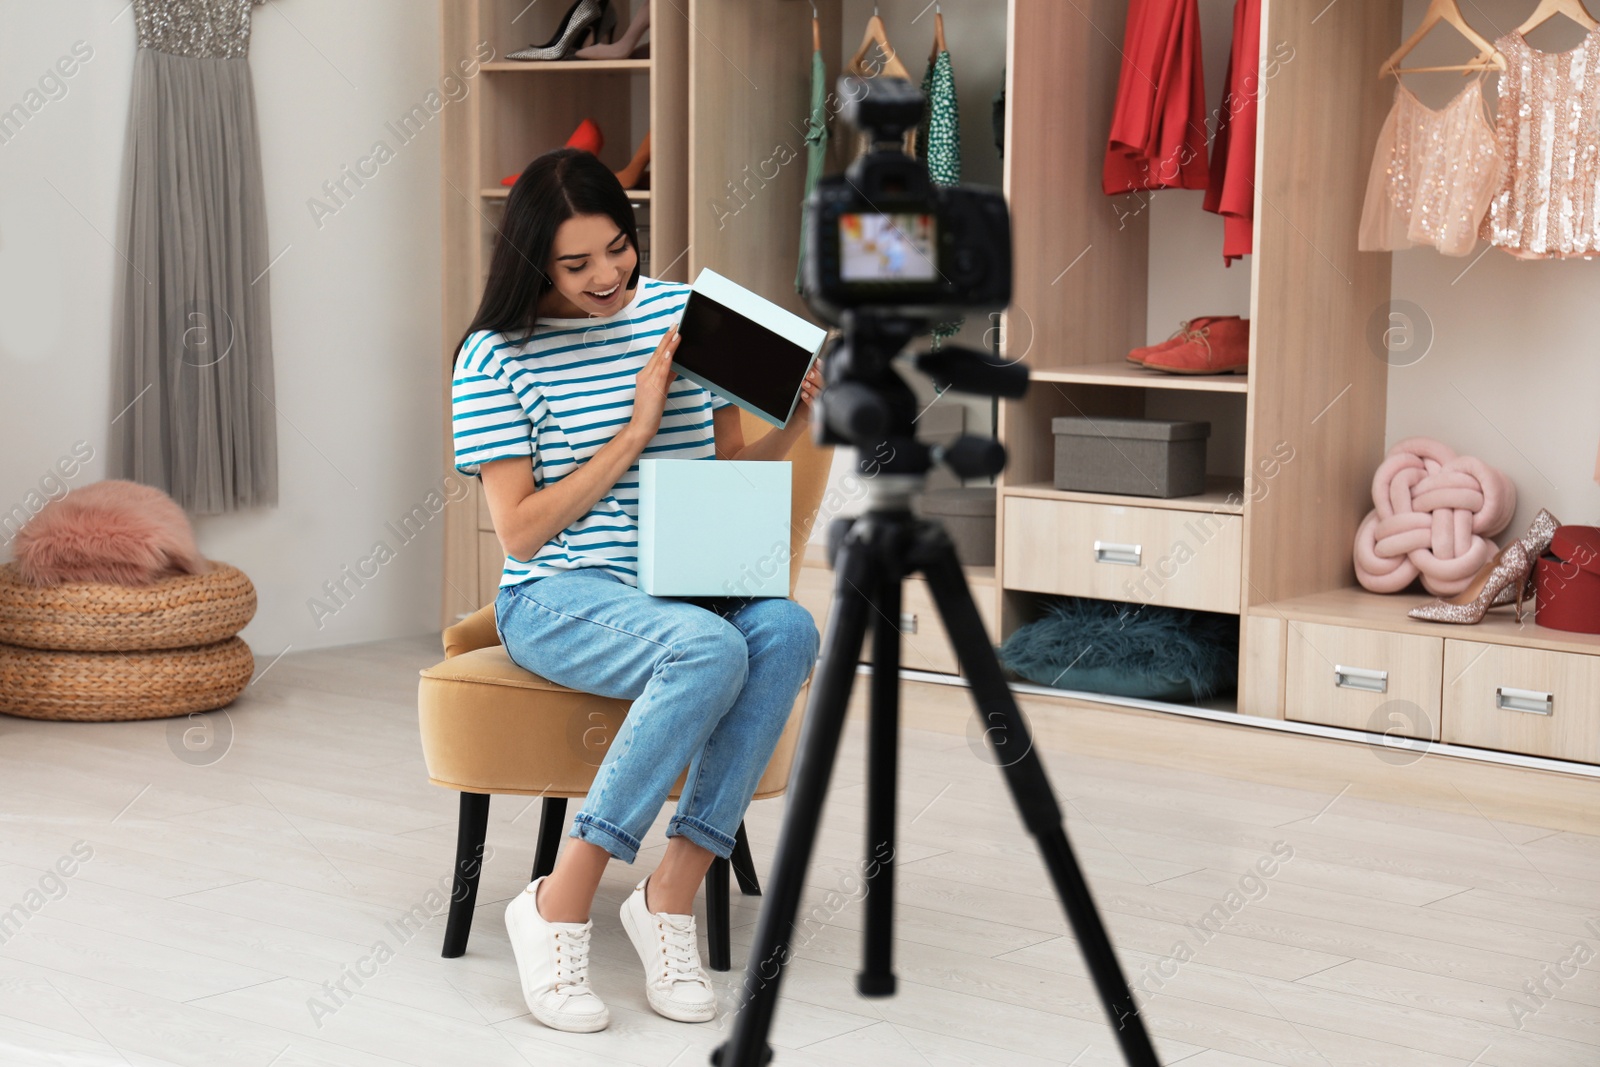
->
[813, 312, 1028, 484]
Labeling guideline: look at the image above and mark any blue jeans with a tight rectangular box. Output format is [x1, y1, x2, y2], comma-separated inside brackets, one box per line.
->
[494, 567, 820, 863]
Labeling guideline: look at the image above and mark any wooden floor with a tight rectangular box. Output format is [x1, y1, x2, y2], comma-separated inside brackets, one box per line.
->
[0, 634, 1596, 1067]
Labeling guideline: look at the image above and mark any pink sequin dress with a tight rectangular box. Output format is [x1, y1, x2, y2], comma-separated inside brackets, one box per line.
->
[1359, 76, 1500, 257]
[1480, 28, 1600, 259]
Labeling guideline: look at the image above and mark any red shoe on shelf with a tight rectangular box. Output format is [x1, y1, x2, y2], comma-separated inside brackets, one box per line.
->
[1140, 317, 1250, 374]
[502, 118, 605, 186]
[1126, 316, 1237, 366]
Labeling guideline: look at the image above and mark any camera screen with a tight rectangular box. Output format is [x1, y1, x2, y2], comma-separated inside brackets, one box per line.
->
[838, 212, 938, 282]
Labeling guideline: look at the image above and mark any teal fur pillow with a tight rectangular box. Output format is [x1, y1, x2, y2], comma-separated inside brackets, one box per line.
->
[998, 597, 1238, 702]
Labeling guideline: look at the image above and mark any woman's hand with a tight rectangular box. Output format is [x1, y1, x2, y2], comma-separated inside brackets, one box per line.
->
[792, 360, 825, 425]
[627, 325, 680, 443]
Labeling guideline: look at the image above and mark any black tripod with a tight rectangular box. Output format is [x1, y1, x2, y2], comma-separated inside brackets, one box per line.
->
[712, 319, 1161, 1066]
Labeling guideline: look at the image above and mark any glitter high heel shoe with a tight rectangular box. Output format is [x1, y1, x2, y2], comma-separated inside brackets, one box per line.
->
[508, 0, 610, 61]
[1490, 508, 1560, 608]
[1409, 540, 1534, 625]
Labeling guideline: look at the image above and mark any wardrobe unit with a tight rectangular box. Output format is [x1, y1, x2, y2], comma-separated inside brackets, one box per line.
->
[1000, 0, 1600, 769]
[437, 0, 1599, 770]
[438, 0, 842, 623]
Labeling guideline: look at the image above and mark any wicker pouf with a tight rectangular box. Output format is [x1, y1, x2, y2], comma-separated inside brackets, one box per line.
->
[0, 637, 254, 721]
[0, 561, 256, 652]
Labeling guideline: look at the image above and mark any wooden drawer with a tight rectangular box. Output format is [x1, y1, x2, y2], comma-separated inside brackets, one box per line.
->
[1443, 640, 1600, 764]
[1285, 622, 1442, 738]
[477, 531, 504, 610]
[793, 563, 997, 677]
[1001, 496, 1241, 613]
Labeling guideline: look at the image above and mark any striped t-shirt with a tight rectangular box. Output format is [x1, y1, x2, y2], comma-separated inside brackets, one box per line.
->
[451, 277, 730, 589]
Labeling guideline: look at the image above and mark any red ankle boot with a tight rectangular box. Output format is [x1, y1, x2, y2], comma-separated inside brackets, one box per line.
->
[1141, 317, 1250, 374]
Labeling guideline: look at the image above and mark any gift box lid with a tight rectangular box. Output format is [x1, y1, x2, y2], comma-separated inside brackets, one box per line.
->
[1051, 416, 1211, 442]
[1549, 524, 1600, 577]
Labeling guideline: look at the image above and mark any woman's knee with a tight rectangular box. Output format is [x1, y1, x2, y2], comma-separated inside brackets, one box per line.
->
[744, 598, 820, 662]
[665, 615, 749, 693]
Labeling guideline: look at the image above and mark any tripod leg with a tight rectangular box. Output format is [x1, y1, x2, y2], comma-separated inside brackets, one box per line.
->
[859, 550, 900, 997]
[714, 534, 878, 1067]
[919, 536, 1162, 1067]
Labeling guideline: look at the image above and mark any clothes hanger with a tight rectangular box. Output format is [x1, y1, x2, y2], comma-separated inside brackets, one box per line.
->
[928, 3, 947, 63]
[1377, 0, 1506, 76]
[1509, 0, 1599, 33]
[1459, 0, 1598, 72]
[848, 4, 912, 80]
[811, 0, 820, 54]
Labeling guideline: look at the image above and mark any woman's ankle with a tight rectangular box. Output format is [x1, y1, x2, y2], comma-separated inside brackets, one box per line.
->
[535, 875, 591, 924]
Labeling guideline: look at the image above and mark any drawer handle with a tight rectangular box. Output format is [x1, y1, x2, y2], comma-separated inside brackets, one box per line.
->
[1093, 541, 1142, 566]
[900, 611, 918, 635]
[1495, 686, 1553, 716]
[1333, 664, 1388, 693]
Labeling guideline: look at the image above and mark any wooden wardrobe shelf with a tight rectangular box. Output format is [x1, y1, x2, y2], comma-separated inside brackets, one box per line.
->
[480, 59, 650, 72]
[1029, 361, 1250, 393]
[1002, 477, 1246, 515]
[480, 187, 650, 200]
[1253, 587, 1600, 656]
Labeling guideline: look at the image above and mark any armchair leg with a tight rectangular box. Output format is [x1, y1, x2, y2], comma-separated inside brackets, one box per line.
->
[731, 820, 761, 896]
[442, 792, 491, 959]
[531, 797, 568, 882]
[705, 855, 731, 972]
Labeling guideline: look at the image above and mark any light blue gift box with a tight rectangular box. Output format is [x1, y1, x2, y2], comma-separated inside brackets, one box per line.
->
[637, 459, 792, 598]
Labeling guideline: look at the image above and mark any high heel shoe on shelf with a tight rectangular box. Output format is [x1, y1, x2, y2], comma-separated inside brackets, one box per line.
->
[575, 2, 647, 59]
[508, 0, 614, 61]
[613, 130, 650, 190]
[1489, 507, 1561, 608]
[1409, 540, 1534, 625]
[502, 118, 605, 186]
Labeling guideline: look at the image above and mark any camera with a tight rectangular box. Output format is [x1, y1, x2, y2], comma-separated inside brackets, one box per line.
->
[802, 74, 1012, 325]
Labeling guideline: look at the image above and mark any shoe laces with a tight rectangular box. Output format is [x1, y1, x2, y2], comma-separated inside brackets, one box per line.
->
[655, 913, 708, 988]
[551, 925, 596, 999]
[1184, 323, 1214, 357]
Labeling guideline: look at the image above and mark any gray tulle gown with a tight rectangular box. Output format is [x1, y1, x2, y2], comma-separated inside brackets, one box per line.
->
[109, 0, 277, 513]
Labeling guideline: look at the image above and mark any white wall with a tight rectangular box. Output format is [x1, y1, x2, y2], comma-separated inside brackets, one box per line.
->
[0, 0, 448, 656]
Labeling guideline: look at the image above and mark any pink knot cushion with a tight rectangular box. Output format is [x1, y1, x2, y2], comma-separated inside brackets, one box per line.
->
[12, 480, 209, 588]
[1352, 437, 1516, 596]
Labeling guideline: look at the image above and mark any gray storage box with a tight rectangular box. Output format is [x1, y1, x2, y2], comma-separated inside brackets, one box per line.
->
[912, 487, 995, 565]
[1051, 416, 1210, 498]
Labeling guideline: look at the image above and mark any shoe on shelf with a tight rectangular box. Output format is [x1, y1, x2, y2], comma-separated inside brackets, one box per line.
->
[613, 130, 651, 190]
[501, 118, 606, 187]
[576, 0, 647, 59]
[1126, 316, 1238, 366]
[504, 877, 610, 1033]
[1409, 540, 1534, 625]
[1490, 508, 1561, 608]
[620, 875, 716, 1023]
[1140, 317, 1249, 374]
[508, 0, 611, 61]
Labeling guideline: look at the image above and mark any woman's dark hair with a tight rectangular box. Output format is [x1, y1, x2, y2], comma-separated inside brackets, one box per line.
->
[454, 148, 640, 363]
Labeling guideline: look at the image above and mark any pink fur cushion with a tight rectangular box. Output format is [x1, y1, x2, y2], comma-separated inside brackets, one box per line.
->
[13, 480, 209, 587]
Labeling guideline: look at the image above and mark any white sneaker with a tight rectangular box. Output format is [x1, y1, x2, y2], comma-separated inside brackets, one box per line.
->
[619, 876, 716, 1022]
[504, 876, 609, 1033]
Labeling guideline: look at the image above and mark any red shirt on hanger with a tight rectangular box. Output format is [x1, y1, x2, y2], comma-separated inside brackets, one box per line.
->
[1103, 0, 1210, 195]
[1204, 0, 1262, 264]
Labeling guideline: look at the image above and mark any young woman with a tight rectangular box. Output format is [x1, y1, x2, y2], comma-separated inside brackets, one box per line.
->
[450, 148, 823, 1034]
